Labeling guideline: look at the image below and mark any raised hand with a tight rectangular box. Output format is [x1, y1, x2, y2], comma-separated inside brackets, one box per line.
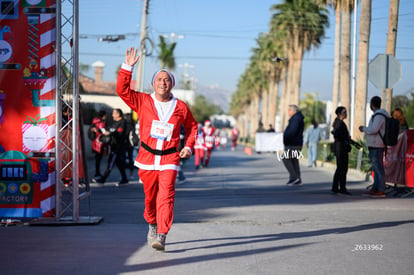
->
[125, 47, 140, 66]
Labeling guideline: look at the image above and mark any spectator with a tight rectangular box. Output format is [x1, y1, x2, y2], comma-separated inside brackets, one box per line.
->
[282, 104, 304, 186]
[384, 108, 409, 186]
[304, 119, 323, 167]
[91, 110, 108, 182]
[359, 96, 388, 198]
[331, 107, 352, 195]
[256, 122, 266, 133]
[267, 124, 275, 133]
[97, 108, 129, 186]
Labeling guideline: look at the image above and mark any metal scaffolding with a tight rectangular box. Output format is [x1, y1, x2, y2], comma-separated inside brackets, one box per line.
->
[35, 0, 101, 224]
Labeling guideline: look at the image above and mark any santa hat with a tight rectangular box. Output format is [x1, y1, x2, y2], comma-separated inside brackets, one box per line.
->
[205, 120, 211, 125]
[151, 69, 175, 88]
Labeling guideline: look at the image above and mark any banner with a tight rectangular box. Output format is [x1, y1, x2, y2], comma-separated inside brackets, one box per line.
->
[255, 132, 284, 153]
[0, 0, 56, 218]
[406, 130, 414, 188]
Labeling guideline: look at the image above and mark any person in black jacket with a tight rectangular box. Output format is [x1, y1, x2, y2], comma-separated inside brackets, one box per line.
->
[97, 108, 129, 186]
[331, 106, 352, 195]
[282, 105, 304, 186]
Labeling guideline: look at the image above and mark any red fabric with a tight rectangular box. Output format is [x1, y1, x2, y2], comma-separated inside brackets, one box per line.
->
[204, 126, 215, 149]
[194, 148, 205, 166]
[139, 169, 177, 234]
[384, 130, 408, 185]
[406, 130, 414, 187]
[91, 117, 106, 153]
[117, 68, 197, 235]
[117, 68, 197, 171]
[205, 148, 213, 166]
[194, 129, 206, 149]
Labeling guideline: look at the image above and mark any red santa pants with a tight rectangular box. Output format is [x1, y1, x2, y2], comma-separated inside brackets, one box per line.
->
[194, 148, 205, 166]
[139, 169, 178, 234]
[204, 147, 213, 166]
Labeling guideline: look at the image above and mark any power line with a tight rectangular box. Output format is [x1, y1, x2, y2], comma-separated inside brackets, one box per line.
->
[72, 52, 414, 62]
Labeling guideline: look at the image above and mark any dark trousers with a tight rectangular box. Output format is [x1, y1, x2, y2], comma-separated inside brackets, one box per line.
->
[282, 146, 302, 180]
[333, 148, 349, 191]
[94, 152, 104, 177]
[103, 149, 128, 182]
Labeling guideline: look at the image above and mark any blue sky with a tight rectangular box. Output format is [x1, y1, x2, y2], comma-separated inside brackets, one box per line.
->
[78, 0, 414, 102]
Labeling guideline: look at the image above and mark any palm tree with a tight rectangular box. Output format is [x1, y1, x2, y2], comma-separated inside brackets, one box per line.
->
[270, 0, 329, 129]
[339, 0, 354, 129]
[158, 35, 176, 70]
[252, 33, 280, 127]
[384, 0, 400, 114]
[320, 0, 354, 133]
[267, 31, 286, 131]
[230, 69, 254, 139]
[245, 57, 265, 137]
[326, 0, 342, 137]
[353, 0, 372, 140]
[299, 92, 326, 126]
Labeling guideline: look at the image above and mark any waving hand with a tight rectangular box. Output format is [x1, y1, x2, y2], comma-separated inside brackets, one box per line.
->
[125, 47, 140, 66]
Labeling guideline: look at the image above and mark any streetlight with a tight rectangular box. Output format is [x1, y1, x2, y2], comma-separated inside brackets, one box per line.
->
[270, 56, 287, 63]
[98, 35, 125, 42]
[178, 63, 195, 90]
[162, 32, 184, 43]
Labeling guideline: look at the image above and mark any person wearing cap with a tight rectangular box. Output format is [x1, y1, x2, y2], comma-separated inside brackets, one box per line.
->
[117, 47, 197, 251]
[203, 120, 215, 166]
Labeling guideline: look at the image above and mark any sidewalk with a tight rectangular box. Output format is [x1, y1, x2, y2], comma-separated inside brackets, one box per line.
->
[1, 146, 414, 275]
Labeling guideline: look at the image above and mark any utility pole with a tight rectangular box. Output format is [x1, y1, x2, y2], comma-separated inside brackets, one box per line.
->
[135, 0, 149, 92]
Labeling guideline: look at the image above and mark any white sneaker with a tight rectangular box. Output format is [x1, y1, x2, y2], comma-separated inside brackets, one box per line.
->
[152, 233, 166, 251]
[147, 224, 157, 245]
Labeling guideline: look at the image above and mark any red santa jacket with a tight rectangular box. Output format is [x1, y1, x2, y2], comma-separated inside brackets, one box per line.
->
[117, 66, 197, 171]
[194, 127, 206, 150]
[203, 126, 215, 149]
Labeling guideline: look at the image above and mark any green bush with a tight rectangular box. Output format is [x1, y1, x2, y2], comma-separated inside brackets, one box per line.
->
[304, 139, 371, 173]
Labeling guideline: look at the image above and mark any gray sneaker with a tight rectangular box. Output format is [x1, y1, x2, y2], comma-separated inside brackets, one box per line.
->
[151, 233, 166, 251]
[147, 224, 157, 245]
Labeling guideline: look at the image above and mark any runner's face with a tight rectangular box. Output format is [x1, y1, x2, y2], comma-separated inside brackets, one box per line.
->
[154, 72, 172, 99]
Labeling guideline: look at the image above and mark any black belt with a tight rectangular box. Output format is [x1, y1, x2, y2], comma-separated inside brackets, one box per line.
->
[141, 142, 177, 156]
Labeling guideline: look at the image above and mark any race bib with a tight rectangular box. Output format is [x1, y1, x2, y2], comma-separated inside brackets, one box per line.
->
[150, 120, 174, 141]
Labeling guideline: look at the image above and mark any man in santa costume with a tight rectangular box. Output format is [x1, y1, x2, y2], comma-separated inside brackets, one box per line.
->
[203, 120, 215, 167]
[117, 47, 197, 251]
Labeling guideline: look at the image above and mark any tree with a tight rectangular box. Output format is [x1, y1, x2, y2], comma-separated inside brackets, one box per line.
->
[299, 92, 326, 126]
[402, 94, 414, 128]
[384, 0, 400, 114]
[354, 0, 372, 140]
[321, 0, 354, 131]
[79, 63, 90, 74]
[339, 0, 354, 129]
[270, 0, 329, 128]
[158, 35, 176, 70]
[392, 95, 410, 110]
[191, 95, 222, 123]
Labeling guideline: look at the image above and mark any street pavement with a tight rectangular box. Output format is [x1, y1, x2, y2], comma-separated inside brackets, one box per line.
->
[1, 145, 414, 275]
